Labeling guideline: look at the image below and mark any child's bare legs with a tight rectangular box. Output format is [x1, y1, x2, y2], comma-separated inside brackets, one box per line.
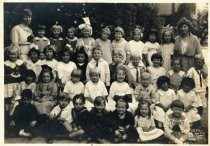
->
[69, 129, 84, 139]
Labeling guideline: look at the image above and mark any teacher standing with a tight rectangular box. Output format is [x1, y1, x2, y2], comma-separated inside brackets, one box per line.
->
[174, 17, 203, 72]
[10, 9, 33, 61]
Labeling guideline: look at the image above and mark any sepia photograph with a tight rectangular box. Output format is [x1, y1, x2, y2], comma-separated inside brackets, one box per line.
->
[3, 2, 208, 144]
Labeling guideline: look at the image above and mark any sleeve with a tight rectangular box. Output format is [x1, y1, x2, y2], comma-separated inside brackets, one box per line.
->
[84, 83, 90, 98]
[125, 84, 132, 95]
[50, 83, 58, 97]
[10, 26, 19, 45]
[151, 116, 156, 127]
[86, 63, 91, 82]
[134, 116, 138, 127]
[186, 68, 194, 78]
[194, 36, 202, 55]
[30, 83, 37, 94]
[63, 83, 69, 94]
[134, 85, 140, 99]
[34, 83, 42, 97]
[142, 43, 148, 54]
[155, 91, 160, 104]
[150, 87, 157, 104]
[182, 118, 190, 134]
[191, 93, 200, 108]
[102, 83, 108, 97]
[125, 42, 131, 55]
[105, 62, 110, 86]
[164, 115, 173, 134]
[108, 83, 115, 99]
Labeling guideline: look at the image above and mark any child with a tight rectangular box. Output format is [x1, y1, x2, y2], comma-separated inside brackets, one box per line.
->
[46, 95, 72, 143]
[145, 29, 160, 66]
[33, 65, 58, 115]
[63, 69, 84, 106]
[57, 48, 77, 90]
[65, 27, 78, 53]
[153, 76, 176, 128]
[187, 54, 208, 115]
[134, 100, 164, 142]
[84, 68, 108, 111]
[76, 23, 95, 60]
[86, 47, 110, 87]
[134, 72, 156, 104]
[95, 27, 113, 64]
[69, 94, 91, 139]
[127, 54, 146, 89]
[33, 25, 50, 60]
[167, 58, 186, 92]
[25, 47, 42, 80]
[159, 26, 175, 72]
[74, 47, 89, 84]
[147, 53, 166, 89]
[112, 26, 131, 64]
[41, 45, 58, 80]
[109, 99, 138, 143]
[11, 89, 39, 137]
[128, 27, 147, 64]
[108, 65, 133, 112]
[49, 24, 65, 59]
[164, 100, 190, 144]
[4, 46, 26, 109]
[89, 96, 115, 142]
[177, 77, 201, 123]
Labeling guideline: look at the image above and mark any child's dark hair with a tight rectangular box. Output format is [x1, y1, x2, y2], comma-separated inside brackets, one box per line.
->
[37, 25, 46, 31]
[171, 100, 185, 110]
[94, 96, 106, 106]
[73, 94, 86, 104]
[38, 67, 54, 83]
[151, 53, 163, 62]
[28, 47, 40, 56]
[21, 89, 33, 100]
[43, 45, 56, 58]
[57, 95, 70, 102]
[157, 76, 170, 89]
[74, 46, 88, 63]
[135, 100, 151, 118]
[147, 28, 159, 42]
[59, 47, 73, 61]
[24, 69, 36, 82]
[171, 57, 181, 67]
[161, 30, 175, 44]
[115, 98, 129, 109]
[180, 77, 195, 90]
[68, 27, 77, 35]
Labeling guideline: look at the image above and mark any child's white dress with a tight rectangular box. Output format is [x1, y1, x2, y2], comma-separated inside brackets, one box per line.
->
[84, 80, 108, 111]
[153, 89, 176, 123]
[177, 89, 201, 123]
[144, 41, 160, 66]
[128, 40, 147, 59]
[135, 115, 164, 141]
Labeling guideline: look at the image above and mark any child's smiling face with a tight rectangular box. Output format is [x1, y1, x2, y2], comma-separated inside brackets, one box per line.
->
[101, 32, 109, 41]
[116, 69, 126, 83]
[140, 103, 149, 117]
[29, 51, 38, 63]
[141, 76, 150, 87]
[115, 32, 122, 41]
[152, 58, 161, 67]
[116, 101, 127, 115]
[95, 101, 105, 113]
[74, 98, 84, 111]
[90, 72, 100, 83]
[172, 60, 181, 72]
[93, 49, 102, 61]
[9, 50, 18, 62]
[52, 28, 61, 38]
[160, 82, 169, 91]
[83, 28, 91, 37]
[62, 52, 70, 63]
[37, 29, 45, 38]
[67, 29, 75, 39]
[133, 31, 141, 41]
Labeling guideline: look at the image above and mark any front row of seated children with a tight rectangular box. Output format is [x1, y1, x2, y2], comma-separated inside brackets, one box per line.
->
[9, 85, 200, 144]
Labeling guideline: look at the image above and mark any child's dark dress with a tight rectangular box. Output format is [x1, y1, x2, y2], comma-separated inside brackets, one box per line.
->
[75, 62, 88, 84]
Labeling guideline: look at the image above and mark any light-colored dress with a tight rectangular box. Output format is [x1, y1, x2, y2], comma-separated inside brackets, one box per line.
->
[11, 24, 33, 61]
[34, 36, 50, 52]
[128, 40, 147, 59]
[177, 89, 201, 123]
[84, 80, 108, 111]
[25, 60, 42, 81]
[159, 43, 175, 72]
[135, 115, 164, 141]
[144, 41, 160, 66]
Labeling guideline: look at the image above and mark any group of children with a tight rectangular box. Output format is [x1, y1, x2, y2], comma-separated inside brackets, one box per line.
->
[4, 22, 208, 144]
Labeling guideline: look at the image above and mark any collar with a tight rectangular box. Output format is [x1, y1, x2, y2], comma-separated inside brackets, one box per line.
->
[128, 62, 145, 69]
[91, 58, 103, 63]
[66, 36, 78, 42]
[158, 89, 173, 96]
[4, 59, 24, 67]
[34, 36, 48, 41]
[50, 37, 63, 40]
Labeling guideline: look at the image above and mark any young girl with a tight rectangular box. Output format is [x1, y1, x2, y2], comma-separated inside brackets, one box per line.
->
[134, 72, 156, 104]
[33, 25, 50, 60]
[63, 69, 84, 107]
[145, 29, 160, 66]
[4, 46, 26, 108]
[153, 76, 176, 128]
[25, 47, 42, 80]
[159, 26, 175, 72]
[57, 48, 77, 90]
[69, 94, 91, 139]
[86, 47, 110, 87]
[128, 27, 147, 64]
[95, 27, 113, 64]
[76, 23, 95, 60]
[109, 99, 138, 143]
[134, 100, 164, 142]
[41, 45, 58, 81]
[33, 65, 58, 115]
[177, 77, 201, 123]
[65, 27, 78, 53]
[164, 100, 190, 144]
[49, 24, 65, 59]
[167, 58, 186, 92]
[108, 65, 134, 112]
[84, 68, 108, 111]
[147, 53, 166, 89]
[112, 26, 131, 64]
[74, 47, 88, 84]
[187, 54, 208, 115]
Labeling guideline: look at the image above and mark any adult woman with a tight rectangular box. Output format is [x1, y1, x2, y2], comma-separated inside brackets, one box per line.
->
[10, 9, 33, 61]
[174, 17, 203, 72]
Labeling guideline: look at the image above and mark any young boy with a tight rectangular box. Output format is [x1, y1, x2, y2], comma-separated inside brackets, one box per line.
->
[164, 100, 190, 144]
[84, 68, 108, 111]
[127, 54, 146, 89]
[11, 89, 39, 137]
[86, 47, 110, 87]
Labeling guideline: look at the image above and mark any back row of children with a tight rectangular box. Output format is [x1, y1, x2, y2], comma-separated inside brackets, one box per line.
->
[5, 22, 207, 143]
